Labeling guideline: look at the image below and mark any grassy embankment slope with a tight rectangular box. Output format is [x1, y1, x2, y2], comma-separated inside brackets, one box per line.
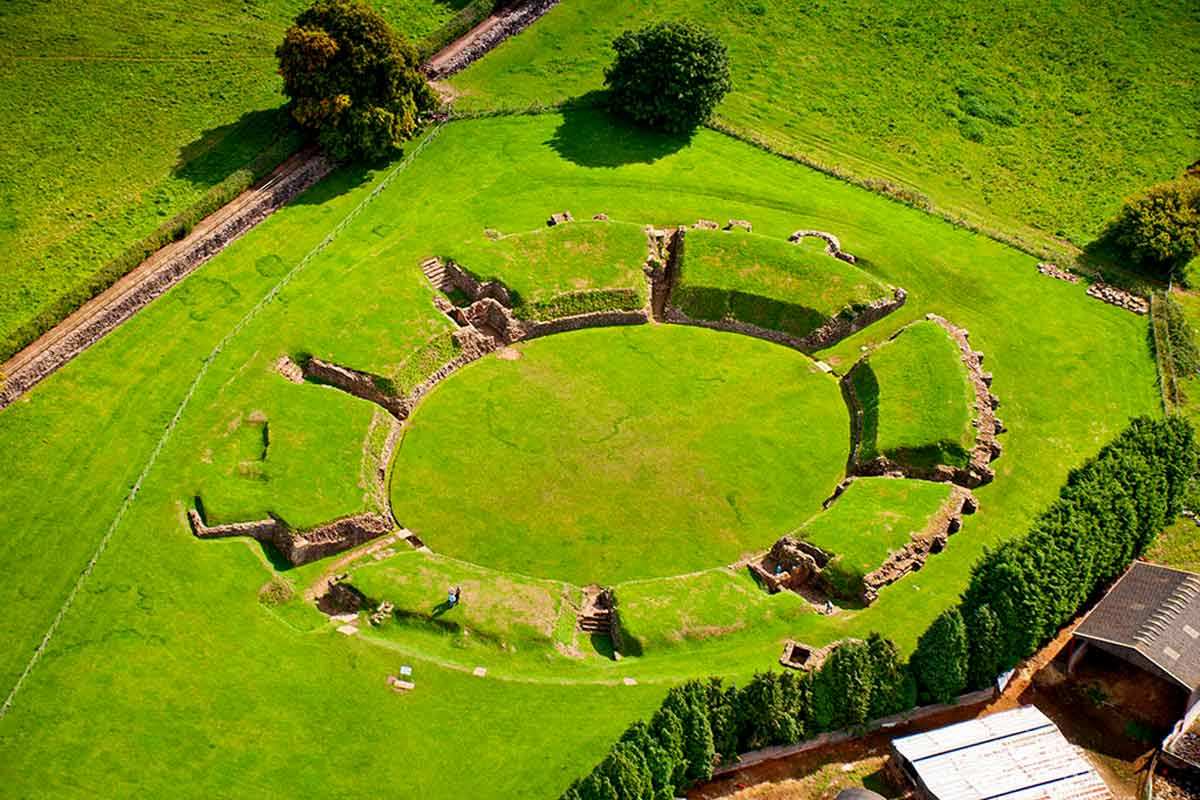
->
[851, 319, 977, 469]
[0, 111, 1159, 797]
[0, 0, 471, 360]
[675, 229, 891, 338]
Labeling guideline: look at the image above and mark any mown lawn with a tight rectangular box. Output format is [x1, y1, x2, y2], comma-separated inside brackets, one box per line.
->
[449, 0, 1199, 252]
[389, 324, 849, 584]
[0, 110, 1160, 797]
[0, 0, 470, 360]
[676, 228, 891, 338]
[852, 320, 976, 469]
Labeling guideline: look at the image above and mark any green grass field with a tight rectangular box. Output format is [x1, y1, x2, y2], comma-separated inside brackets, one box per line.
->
[0, 109, 1161, 797]
[852, 320, 976, 469]
[0, 0, 471, 360]
[448, 0, 1199, 253]
[389, 324, 848, 584]
[675, 228, 891, 338]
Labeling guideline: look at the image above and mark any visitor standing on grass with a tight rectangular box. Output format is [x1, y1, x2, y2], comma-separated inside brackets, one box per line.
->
[448, 586, 461, 607]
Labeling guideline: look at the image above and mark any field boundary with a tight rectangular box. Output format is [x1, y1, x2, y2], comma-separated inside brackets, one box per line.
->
[1149, 292, 1181, 413]
[0, 124, 444, 721]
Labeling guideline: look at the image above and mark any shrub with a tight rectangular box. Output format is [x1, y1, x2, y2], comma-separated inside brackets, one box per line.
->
[277, 0, 435, 160]
[736, 671, 803, 751]
[704, 678, 739, 763]
[910, 608, 968, 704]
[1111, 177, 1200, 280]
[604, 22, 732, 134]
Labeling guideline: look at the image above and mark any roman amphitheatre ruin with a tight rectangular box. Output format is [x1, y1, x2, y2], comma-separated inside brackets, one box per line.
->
[1, 1, 1196, 798]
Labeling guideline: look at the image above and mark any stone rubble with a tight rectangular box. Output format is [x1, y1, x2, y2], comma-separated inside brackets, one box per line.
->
[725, 219, 753, 232]
[1086, 281, 1149, 315]
[1036, 262, 1079, 283]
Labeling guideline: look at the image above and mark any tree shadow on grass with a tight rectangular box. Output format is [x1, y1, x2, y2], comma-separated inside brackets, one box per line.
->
[546, 91, 693, 169]
[174, 106, 377, 204]
[173, 107, 296, 186]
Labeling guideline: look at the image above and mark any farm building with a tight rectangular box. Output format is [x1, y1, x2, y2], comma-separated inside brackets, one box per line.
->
[1069, 562, 1200, 709]
[889, 706, 1111, 800]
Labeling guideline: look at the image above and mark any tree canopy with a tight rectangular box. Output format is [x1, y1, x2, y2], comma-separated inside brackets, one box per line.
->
[276, 0, 435, 160]
[1112, 177, 1200, 281]
[603, 21, 732, 134]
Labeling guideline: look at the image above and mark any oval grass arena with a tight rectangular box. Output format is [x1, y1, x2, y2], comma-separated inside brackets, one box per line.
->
[389, 325, 849, 584]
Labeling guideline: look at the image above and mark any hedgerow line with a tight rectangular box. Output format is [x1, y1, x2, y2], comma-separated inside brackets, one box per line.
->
[0, 123, 444, 721]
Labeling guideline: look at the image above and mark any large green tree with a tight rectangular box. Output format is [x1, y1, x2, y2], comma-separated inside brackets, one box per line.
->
[604, 21, 732, 134]
[276, 0, 435, 160]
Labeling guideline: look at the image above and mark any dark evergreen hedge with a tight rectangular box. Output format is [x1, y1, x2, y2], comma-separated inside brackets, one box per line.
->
[561, 416, 1193, 799]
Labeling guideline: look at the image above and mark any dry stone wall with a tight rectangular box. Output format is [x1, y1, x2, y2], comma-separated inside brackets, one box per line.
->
[1037, 262, 1079, 283]
[0, 153, 333, 409]
[424, 0, 562, 79]
[1086, 281, 1149, 314]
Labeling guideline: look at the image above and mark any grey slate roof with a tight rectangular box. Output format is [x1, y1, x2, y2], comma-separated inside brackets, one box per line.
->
[1074, 561, 1200, 691]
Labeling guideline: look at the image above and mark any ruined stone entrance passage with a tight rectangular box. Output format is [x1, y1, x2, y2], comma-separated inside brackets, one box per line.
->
[388, 324, 849, 585]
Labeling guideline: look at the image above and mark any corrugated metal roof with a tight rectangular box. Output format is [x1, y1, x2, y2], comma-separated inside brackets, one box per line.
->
[1074, 562, 1200, 691]
[892, 707, 1112, 800]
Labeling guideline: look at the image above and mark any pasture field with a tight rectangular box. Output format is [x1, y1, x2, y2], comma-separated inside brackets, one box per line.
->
[675, 228, 891, 338]
[448, 0, 1200, 252]
[0, 110, 1160, 797]
[0, 0, 470, 360]
[851, 319, 976, 469]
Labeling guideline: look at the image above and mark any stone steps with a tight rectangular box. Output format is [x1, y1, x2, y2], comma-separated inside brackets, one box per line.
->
[578, 612, 612, 633]
[420, 257, 454, 292]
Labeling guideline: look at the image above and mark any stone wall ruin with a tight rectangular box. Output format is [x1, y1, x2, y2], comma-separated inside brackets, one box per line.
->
[788, 229, 858, 264]
[749, 485, 977, 606]
[187, 507, 392, 566]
